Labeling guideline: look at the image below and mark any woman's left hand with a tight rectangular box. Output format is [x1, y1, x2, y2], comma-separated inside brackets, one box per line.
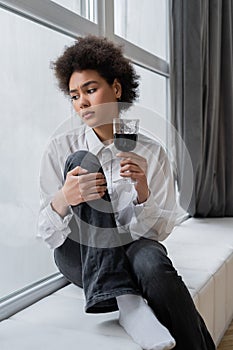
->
[116, 152, 149, 204]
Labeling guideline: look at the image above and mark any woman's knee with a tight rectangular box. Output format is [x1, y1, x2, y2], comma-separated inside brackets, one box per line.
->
[64, 150, 102, 177]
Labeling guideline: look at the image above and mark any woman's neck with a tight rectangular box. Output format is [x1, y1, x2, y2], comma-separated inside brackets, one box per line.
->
[93, 124, 113, 145]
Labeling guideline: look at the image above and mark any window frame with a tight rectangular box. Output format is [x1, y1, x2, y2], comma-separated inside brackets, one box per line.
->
[0, 0, 170, 76]
[0, 0, 98, 38]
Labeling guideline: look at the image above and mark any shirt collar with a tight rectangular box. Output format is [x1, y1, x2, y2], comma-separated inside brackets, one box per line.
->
[84, 124, 118, 156]
[85, 125, 105, 156]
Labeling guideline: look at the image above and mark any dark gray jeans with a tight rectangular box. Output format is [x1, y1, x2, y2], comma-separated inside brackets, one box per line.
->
[54, 150, 216, 350]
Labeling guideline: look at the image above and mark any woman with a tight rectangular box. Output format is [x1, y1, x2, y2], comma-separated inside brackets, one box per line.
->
[38, 35, 215, 350]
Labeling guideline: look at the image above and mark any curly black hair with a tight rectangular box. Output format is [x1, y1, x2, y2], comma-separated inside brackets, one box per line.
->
[52, 35, 140, 106]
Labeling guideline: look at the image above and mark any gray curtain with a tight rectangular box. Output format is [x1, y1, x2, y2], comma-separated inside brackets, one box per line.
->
[170, 0, 233, 217]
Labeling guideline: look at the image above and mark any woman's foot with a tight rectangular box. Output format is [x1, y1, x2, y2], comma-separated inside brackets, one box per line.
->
[117, 294, 175, 350]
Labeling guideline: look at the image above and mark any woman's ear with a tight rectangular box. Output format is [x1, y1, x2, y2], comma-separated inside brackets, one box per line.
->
[113, 79, 122, 100]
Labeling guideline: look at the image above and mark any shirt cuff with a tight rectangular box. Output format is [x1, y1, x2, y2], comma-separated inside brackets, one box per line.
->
[132, 191, 163, 223]
[47, 202, 73, 229]
[37, 204, 73, 249]
[133, 190, 154, 208]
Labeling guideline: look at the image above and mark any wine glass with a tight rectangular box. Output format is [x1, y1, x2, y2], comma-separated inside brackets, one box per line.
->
[113, 118, 139, 184]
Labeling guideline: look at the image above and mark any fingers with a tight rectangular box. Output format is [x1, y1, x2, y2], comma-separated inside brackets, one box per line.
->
[80, 181, 107, 195]
[117, 152, 147, 174]
[75, 172, 106, 194]
[116, 152, 146, 167]
[68, 165, 88, 176]
[120, 164, 141, 174]
[116, 152, 142, 162]
[67, 167, 105, 184]
[77, 172, 105, 183]
[81, 190, 106, 202]
[64, 169, 107, 206]
[79, 177, 107, 202]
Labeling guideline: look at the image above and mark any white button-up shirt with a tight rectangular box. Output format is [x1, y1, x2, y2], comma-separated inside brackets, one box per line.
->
[38, 124, 184, 249]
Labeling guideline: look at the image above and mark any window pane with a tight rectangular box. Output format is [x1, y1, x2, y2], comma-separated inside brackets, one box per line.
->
[0, 9, 75, 299]
[114, 0, 167, 60]
[51, 0, 97, 23]
[135, 65, 167, 145]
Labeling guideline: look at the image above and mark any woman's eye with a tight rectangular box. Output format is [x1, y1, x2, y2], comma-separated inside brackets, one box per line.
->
[70, 95, 79, 101]
[87, 88, 96, 94]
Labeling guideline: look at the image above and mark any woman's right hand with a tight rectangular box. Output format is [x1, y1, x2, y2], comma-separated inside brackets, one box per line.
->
[62, 165, 107, 206]
[51, 166, 106, 217]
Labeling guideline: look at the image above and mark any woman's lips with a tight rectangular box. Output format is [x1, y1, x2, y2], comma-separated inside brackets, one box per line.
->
[82, 111, 95, 120]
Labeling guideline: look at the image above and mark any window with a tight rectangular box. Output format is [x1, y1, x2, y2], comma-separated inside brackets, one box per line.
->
[0, 7, 74, 300]
[0, 0, 170, 315]
[51, 0, 97, 23]
[51, 0, 81, 14]
[114, 0, 168, 59]
[136, 65, 167, 145]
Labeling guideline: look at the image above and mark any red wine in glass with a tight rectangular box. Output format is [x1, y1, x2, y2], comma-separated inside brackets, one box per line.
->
[114, 133, 138, 152]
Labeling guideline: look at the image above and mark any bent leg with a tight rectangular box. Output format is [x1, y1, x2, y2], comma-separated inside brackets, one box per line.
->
[125, 238, 216, 350]
[63, 150, 140, 313]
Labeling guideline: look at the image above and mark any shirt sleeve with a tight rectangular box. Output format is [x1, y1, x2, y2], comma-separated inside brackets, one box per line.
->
[37, 139, 73, 249]
[118, 144, 187, 241]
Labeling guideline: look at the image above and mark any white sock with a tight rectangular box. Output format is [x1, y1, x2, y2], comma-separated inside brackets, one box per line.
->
[117, 294, 176, 350]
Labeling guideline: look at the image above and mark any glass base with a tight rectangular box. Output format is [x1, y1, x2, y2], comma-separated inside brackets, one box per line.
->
[114, 178, 136, 185]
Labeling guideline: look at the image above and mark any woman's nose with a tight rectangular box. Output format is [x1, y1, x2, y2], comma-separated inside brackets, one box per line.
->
[78, 94, 90, 109]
